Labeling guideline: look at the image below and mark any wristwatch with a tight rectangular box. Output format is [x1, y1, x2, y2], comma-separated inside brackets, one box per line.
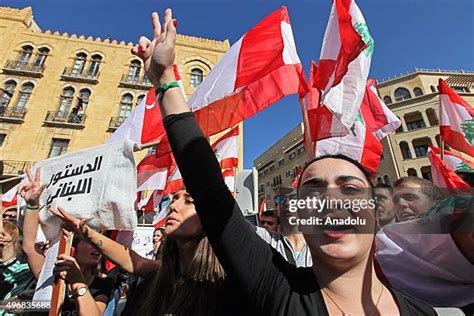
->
[68, 286, 88, 299]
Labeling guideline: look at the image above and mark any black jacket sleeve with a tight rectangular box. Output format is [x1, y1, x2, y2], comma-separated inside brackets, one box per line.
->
[163, 112, 286, 304]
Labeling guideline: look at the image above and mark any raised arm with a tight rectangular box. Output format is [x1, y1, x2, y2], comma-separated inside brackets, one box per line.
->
[132, 9, 282, 300]
[18, 168, 46, 279]
[50, 208, 160, 277]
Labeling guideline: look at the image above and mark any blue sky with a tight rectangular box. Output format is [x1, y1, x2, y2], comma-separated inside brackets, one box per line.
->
[1, 0, 473, 168]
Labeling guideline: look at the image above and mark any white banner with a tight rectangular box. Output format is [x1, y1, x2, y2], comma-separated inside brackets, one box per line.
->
[31, 140, 137, 240]
[131, 226, 155, 259]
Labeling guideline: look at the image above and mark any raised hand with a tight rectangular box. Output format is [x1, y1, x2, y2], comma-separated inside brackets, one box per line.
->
[18, 168, 46, 207]
[131, 9, 177, 87]
[50, 207, 90, 240]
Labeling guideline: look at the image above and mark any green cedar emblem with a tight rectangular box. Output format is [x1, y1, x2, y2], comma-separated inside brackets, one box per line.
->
[456, 161, 474, 173]
[461, 119, 474, 145]
[354, 22, 374, 57]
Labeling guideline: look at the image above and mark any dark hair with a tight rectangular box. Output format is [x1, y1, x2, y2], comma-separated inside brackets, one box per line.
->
[393, 176, 444, 202]
[375, 183, 393, 194]
[262, 210, 276, 217]
[297, 154, 374, 196]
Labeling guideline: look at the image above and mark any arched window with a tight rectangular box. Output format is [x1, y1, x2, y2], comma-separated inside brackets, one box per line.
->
[0, 80, 17, 108]
[190, 68, 204, 87]
[18, 45, 34, 63]
[376, 177, 383, 185]
[87, 54, 102, 77]
[394, 87, 411, 102]
[58, 87, 75, 114]
[34, 47, 50, 68]
[430, 85, 437, 93]
[383, 175, 391, 185]
[118, 93, 133, 121]
[128, 60, 141, 81]
[68, 88, 90, 123]
[412, 137, 432, 158]
[77, 88, 91, 110]
[383, 96, 392, 105]
[136, 94, 145, 106]
[15, 83, 34, 112]
[395, 116, 404, 133]
[420, 166, 432, 181]
[399, 141, 412, 160]
[407, 168, 418, 177]
[72, 53, 87, 75]
[426, 108, 438, 126]
[404, 112, 426, 130]
[413, 87, 423, 96]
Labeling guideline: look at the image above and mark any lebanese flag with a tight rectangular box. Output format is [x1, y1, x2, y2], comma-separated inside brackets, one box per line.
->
[291, 166, 303, 188]
[439, 79, 474, 157]
[188, 6, 306, 137]
[163, 166, 184, 195]
[223, 169, 236, 192]
[427, 146, 470, 190]
[2, 184, 18, 208]
[310, 0, 374, 141]
[306, 60, 321, 111]
[107, 65, 184, 145]
[136, 150, 175, 191]
[315, 113, 383, 174]
[211, 126, 239, 169]
[152, 199, 169, 228]
[430, 146, 474, 174]
[360, 79, 401, 140]
[143, 190, 163, 214]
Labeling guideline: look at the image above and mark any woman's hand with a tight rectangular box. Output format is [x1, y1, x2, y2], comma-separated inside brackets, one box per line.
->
[50, 207, 91, 240]
[18, 168, 46, 207]
[131, 9, 177, 87]
[54, 253, 85, 285]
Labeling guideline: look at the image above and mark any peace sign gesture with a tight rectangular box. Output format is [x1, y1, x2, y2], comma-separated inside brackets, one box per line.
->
[131, 9, 177, 88]
[18, 168, 46, 207]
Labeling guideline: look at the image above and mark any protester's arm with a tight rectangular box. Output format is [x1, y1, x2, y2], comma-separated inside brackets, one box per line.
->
[54, 254, 103, 316]
[132, 9, 284, 301]
[50, 208, 161, 276]
[18, 168, 46, 279]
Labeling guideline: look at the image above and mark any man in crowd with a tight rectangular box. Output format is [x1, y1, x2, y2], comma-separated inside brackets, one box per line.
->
[256, 195, 312, 267]
[375, 184, 396, 227]
[259, 209, 279, 232]
[392, 176, 443, 222]
[2, 207, 17, 222]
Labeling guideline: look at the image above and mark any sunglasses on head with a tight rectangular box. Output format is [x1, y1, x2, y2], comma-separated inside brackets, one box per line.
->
[260, 220, 276, 226]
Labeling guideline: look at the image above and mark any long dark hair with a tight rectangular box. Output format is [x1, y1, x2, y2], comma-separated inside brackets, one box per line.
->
[139, 234, 226, 316]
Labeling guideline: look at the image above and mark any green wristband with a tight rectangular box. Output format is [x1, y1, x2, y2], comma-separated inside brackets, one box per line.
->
[155, 81, 180, 97]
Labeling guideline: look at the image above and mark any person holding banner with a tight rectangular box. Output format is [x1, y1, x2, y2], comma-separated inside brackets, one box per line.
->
[50, 189, 241, 316]
[133, 8, 436, 315]
[19, 169, 113, 316]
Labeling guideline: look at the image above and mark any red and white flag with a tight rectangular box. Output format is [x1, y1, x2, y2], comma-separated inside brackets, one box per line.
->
[143, 190, 163, 214]
[315, 113, 383, 174]
[188, 6, 306, 137]
[163, 166, 183, 195]
[360, 79, 401, 140]
[222, 169, 236, 193]
[107, 65, 184, 145]
[211, 126, 239, 169]
[439, 79, 474, 157]
[259, 197, 267, 219]
[136, 150, 175, 191]
[152, 197, 169, 228]
[2, 183, 18, 208]
[310, 0, 374, 141]
[427, 146, 470, 190]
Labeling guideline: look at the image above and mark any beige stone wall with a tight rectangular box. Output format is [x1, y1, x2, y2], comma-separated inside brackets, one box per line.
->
[0, 7, 243, 176]
[254, 123, 306, 208]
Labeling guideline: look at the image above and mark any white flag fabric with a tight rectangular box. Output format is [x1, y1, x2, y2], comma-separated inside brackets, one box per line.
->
[31, 140, 137, 240]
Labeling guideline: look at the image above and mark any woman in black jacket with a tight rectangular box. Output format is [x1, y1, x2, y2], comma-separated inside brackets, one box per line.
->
[131, 8, 436, 315]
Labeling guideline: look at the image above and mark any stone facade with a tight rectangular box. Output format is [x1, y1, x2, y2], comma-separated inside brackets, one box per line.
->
[0, 7, 243, 179]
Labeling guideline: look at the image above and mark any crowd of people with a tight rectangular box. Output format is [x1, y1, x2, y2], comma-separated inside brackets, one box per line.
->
[1, 8, 473, 316]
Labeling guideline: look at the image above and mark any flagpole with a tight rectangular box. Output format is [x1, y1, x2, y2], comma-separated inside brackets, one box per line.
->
[298, 97, 314, 160]
[134, 140, 161, 152]
[438, 87, 445, 162]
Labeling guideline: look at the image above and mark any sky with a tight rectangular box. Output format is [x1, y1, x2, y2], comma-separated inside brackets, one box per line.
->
[1, 0, 473, 168]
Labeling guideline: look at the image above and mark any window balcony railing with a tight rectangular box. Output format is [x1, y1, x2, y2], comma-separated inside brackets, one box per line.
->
[119, 74, 152, 89]
[0, 107, 27, 123]
[2, 60, 45, 77]
[44, 111, 86, 129]
[108, 116, 127, 130]
[61, 67, 100, 84]
[1, 160, 36, 175]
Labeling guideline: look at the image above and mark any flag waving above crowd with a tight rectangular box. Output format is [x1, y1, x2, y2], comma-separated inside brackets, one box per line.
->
[309, 0, 374, 141]
[439, 79, 474, 157]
